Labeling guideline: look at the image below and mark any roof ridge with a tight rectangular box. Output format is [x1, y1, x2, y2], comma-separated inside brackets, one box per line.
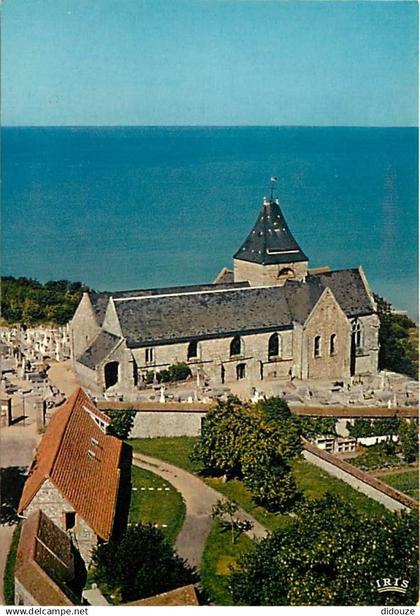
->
[49, 388, 86, 477]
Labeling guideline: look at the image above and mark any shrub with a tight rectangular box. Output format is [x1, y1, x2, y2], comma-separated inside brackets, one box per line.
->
[3, 524, 21, 605]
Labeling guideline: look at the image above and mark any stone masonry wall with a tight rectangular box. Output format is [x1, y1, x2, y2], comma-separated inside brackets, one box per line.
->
[131, 328, 295, 385]
[15, 578, 41, 606]
[24, 480, 97, 565]
[233, 258, 308, 286]
[302, 289, 351, 380]
[130, 411, 205, 437]
[354, 313, 380, 375]
[70, 294, 101, 361]
[303, 442, 416, 512]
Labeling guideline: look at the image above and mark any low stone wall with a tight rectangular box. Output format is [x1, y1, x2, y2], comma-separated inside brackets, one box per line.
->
[302, 439, 418, 513]
[130, 410, 206, 438]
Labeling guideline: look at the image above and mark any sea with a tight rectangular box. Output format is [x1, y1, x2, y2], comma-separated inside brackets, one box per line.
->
[2, 126, 418, 320]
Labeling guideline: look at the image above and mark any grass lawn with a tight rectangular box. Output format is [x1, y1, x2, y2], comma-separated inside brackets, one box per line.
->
[205, 476, 293, 532]
[130, 437, 199, 473]
[200, 520, 254, 606]
[292, 459, 387, 516]
[130, 437, 387, 521]
[129, 466, 186, 545]
[378, 469, 419, 501]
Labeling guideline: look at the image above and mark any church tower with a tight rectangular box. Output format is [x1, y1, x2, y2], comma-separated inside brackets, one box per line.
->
[233, 195, 308, 287]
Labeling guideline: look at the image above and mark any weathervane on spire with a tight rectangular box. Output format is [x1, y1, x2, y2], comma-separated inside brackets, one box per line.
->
[270, 176, 278, 200]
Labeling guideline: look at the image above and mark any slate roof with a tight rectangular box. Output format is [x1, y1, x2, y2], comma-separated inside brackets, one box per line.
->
[15, 510, 76, 606]
[233, 198, 308, 265]
[78, 330, 123, 370]
[18, 388, 127, 541]
[90, 281, 249, 325]
[307, 269, 375, 318]
[213, 267, 235, 285]
[108, 268, 375, 348]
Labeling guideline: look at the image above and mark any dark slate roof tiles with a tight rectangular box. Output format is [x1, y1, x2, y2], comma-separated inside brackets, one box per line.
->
[78, 330, 123, 369]
[233, 198, 308, 265]
[90, 281, 249, 325]
[109, 268, 374, 347]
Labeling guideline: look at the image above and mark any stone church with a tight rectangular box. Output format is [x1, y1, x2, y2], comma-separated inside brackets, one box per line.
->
[70, 193, 379, 397]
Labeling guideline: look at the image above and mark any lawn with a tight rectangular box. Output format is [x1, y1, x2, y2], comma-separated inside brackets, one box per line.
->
[204, 476, 293, 532]
[129, 466, 186, 545]
[130, 437, 199, 473]
[130, 436, 387, 523]
[378, 469, 419, 501]
[200, 520, 254, 606]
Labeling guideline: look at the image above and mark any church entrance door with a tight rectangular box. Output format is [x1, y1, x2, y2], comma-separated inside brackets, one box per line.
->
[104, 361, 119, 389]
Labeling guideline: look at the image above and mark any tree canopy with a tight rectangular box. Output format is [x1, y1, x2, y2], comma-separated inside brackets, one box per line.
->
[91, 523, 197, 603]
[230, 493, 419, 606]
[347, 417, 401, 439]
[104, 408, 136, 439]
[1, 276, 89, 325]
[398, 420, 419, 463]
[375, 294, 418, 379]
[192, 396, 302, 512]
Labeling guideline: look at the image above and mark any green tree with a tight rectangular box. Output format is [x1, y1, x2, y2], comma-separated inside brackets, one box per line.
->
[0, 276, 89, 326]
[91, 523, 197, 603]
[256, 397, 302, 460]
[398, 420, 418, 463]
[298, 416, 337, 440]
[192, 397, 301, 512]
[211, 499, 253, 544]
[191, 397, 254, 477]
[347, 417, 401, 439]
[230, 494, 419, 606]
[375, 294, 418, 379]
[104, 409, 136, 439]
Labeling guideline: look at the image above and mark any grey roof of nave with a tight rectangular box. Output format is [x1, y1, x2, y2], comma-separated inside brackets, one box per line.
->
[89, 281, 250, 325]
[78, 330, 123, 369]
[233, 198, 308, 265]
[110, 268, 375, 348]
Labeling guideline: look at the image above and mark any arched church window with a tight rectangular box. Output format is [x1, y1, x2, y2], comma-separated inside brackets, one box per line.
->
[187, 341, 198, 360]
[314, 336, 321, 358]
[329, 334, 337, 356]
[268, 333, 281, 359]
[230, 336, 243, 357]
[352, 320, 363, 349]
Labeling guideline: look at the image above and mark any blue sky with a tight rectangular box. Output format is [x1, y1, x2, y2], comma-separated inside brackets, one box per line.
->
[2, 0, 418, 126]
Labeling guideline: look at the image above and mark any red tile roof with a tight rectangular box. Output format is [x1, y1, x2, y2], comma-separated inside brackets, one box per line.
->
[125, 585, 199, 606]
[15, 510, 75, 605]
[19, 387, 124, 540]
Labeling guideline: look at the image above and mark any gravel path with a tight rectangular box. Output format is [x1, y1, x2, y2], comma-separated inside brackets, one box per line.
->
[132, 453, 267, 568]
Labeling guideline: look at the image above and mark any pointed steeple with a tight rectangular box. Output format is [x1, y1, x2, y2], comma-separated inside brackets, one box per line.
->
[234, 197, 308, 265]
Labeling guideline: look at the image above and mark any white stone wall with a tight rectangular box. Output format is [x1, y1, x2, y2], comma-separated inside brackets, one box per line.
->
[301, 289, 351, 380]
[24, 479, 97, 564]
[233, 258, 308, 286]
[354, 313, 380, 375]
[130, 411, 205, 437]
[70, 294, 101, 361]
[131, 328, 295, 385]
[302, 449, 410, 512]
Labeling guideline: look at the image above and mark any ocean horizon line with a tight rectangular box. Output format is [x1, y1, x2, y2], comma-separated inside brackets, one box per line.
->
[2, 124, 418, 130]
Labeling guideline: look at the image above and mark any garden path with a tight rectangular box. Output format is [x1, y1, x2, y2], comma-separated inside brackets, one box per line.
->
[132, 453, 267, 568]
